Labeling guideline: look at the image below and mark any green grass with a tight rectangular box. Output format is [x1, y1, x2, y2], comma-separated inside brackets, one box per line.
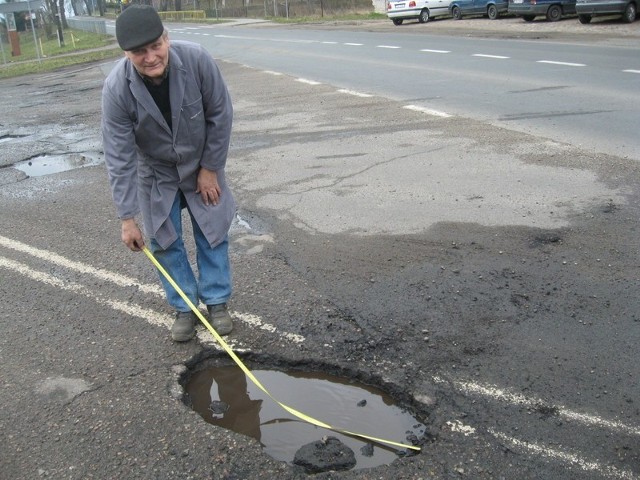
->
[0, 28, 120, 79]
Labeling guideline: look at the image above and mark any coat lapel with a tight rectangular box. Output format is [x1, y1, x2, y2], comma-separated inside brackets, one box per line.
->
[169, 49, 186, 143]
[125, 61, 172, 137]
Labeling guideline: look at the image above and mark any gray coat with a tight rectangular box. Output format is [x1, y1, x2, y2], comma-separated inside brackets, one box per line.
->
[101, 40, 235, 250]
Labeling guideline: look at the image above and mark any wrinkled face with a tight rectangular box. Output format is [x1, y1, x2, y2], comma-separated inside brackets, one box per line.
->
[125, 34, 170, 79]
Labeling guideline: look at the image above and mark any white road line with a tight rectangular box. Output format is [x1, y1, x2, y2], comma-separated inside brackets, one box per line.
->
[0, 256, 172, 327]
[337, 89, 373, 98]
[623, 69, 640, 74]
[263, 70, 283, 76]
[296, 78, 321, 85]
[403, 104, 452, 118]
[489, 429, 638, 480]
[0, 234, 165, 297]
[377, 45, 401, 49]
[322, 41, 338, 44]
[420, 49, 451, 54]
[473, 54, 509, 59]
[344, 43, 363, 46]
[0, 236, 305, 343]
[433, 376, 640, 436]
[0, 256, 247, 349]
[537, 60, 586, 67]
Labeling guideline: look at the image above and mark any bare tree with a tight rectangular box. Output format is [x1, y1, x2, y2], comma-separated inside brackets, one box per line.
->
[58, 0, 68, 28]
[44, 0, 64, 45]
[96, 0, 106, 16]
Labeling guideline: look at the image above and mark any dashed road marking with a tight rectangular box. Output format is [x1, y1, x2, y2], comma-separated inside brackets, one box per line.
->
[377, 45, 401, 49]
[473, 54, 509, 59]
[296, 78, 322, 85]
[420, 49, 451, 53]
[403, 104, 452, 118]
[337, 88, 373, 98]
[537, 60, 586, 67]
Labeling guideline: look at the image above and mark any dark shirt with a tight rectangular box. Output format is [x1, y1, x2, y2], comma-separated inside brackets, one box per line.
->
[145, 74, 172, 131]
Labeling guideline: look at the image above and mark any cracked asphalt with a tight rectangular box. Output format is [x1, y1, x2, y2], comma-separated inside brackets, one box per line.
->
[1, 17, 639, 480]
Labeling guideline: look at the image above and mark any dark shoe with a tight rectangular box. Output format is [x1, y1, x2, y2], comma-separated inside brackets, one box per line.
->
[171, 311, 196, 342]
[207, 304, 233, 335]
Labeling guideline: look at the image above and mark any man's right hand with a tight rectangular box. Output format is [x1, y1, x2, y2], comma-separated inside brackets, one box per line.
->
[121, 218, 145, 251]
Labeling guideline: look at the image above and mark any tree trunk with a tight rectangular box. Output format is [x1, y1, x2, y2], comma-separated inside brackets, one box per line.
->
[176, 0, 183, 10]
[83, 0, 93, 15]
[58, 0, 68, 29]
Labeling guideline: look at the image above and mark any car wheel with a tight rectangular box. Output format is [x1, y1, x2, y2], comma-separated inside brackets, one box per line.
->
[418, 8, 430, 22]
[578, 14, 592, 23]
[622, 2, 636, 22]
[522, 14, 536, 21]
[546, 4, 562, 21]
[392, 18, 403, 25]
[487, 4, 499, 19]
[452, 6, 463, 19]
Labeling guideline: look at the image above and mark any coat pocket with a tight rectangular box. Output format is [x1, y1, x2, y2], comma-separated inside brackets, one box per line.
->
[180, 96, 205, 145]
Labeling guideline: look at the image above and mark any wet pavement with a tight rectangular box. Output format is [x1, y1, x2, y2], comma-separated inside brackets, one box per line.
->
[1, 19, 639, 480]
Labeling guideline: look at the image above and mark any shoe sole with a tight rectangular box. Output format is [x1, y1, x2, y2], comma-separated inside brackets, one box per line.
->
[171, 330, 196, 342]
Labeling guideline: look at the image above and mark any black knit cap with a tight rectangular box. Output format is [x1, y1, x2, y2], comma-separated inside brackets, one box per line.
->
[116, 5, 164, 51]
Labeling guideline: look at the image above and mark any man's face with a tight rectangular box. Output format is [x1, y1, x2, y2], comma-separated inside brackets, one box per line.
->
[125, 34, 170, 79]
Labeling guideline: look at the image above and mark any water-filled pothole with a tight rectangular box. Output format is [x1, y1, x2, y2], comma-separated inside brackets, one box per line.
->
[185, 365, 426, 473]
[13, 153, 103, 176]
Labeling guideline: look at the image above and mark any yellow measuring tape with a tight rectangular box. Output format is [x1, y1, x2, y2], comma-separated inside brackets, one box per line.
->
[143, 247, 421, 452]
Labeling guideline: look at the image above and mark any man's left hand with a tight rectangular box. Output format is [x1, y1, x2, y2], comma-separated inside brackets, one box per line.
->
[196, 167, 222, 206]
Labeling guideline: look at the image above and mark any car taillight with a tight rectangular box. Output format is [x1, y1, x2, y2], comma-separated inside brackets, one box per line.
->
[409, 0, 416, 5]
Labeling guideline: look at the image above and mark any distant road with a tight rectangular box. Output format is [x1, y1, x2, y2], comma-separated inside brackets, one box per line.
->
[104, 18, 640, 161]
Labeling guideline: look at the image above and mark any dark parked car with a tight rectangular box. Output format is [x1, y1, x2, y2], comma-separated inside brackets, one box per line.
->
[508, 0, 577, 20]
[449, 0, 509, 19]
[576, 0, 637, 22]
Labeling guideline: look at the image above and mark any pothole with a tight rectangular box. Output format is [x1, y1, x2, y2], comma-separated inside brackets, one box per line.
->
[184, 364, 427, 473]
[13, 153, 103, 177]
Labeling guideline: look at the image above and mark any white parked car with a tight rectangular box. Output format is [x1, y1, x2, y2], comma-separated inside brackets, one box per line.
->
[386, 0, 451, 24]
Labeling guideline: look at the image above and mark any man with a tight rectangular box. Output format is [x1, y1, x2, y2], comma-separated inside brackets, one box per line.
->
[102, 5, 236, 342]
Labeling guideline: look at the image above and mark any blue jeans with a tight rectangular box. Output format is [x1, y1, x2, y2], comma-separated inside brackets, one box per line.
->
[150, 191, 232, 312]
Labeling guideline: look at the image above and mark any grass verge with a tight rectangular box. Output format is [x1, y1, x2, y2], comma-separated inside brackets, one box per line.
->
[0, 28, 120, 79]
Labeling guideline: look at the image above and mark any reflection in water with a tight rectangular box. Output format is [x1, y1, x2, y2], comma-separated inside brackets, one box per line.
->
[188, 366, 262, 442]
[186, 366, 425, 471]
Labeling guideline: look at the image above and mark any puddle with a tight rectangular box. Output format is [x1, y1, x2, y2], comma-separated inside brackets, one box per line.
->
[13, 154, 103, 176]
[185, 365, 426, 472]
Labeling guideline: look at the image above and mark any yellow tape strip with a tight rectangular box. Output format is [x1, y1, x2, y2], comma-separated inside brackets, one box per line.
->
[142, 247, 421, 452]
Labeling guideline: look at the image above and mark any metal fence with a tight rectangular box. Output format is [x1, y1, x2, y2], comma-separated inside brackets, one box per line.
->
[67, 17, 107, 34]
[163, 0, 377, 18]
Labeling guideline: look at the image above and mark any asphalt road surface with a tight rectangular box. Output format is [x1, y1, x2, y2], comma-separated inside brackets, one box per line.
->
[0, 18, 639, 480]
